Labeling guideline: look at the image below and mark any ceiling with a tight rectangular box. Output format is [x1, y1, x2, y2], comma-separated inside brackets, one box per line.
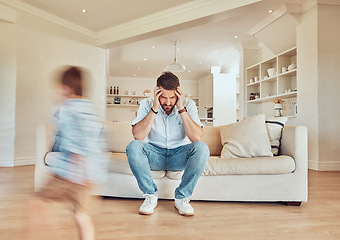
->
[16, 0, 310, 80]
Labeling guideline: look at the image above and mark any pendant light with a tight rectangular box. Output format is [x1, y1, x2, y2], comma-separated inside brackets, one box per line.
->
[164, 41, 186, 72]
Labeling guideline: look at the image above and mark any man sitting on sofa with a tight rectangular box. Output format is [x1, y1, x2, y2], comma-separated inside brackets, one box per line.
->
[126, 71, 210, 216]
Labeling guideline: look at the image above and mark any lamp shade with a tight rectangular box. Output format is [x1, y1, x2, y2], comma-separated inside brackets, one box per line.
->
[164, 62, 186, 72]
[164, 41, 186, 72]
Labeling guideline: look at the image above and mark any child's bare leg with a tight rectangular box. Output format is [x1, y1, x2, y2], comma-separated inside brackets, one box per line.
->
[73, 211, 94, 240]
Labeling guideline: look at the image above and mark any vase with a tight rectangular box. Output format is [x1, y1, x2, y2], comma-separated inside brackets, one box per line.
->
[274, 103, 282, 117]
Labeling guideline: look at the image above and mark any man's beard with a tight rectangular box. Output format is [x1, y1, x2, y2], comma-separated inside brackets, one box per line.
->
[161, 103, 175, 113]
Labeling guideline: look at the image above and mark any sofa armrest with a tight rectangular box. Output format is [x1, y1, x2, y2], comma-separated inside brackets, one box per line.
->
[280, 125, 308, 174]
[34, 124, 54, 191]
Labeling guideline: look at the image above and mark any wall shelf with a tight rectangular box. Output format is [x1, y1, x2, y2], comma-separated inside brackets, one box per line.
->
[247, 91, 297, 103]
[261, 76, 277, 82]
[107, 94, 148, 106]
[246, 47, 298, 120]
[107, 104, 139, 107]
[107, 94, 148, 98]
[247, 81, 260, 87]
[278, 68, 297, 77]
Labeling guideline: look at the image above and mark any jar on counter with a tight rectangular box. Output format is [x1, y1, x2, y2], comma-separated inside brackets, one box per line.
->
[249, 93, 255, 100]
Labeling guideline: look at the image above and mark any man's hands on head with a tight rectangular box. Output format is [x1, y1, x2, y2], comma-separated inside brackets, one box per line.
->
[174, 86, 203, 141]
[174, 87, 184, 110]
[132, 87, 161, 140]
[154, 86, 184, 113]
[153, 87, 162, 111]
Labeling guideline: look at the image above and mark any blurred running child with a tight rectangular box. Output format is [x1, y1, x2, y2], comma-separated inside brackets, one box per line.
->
[27, 66, 108, 240]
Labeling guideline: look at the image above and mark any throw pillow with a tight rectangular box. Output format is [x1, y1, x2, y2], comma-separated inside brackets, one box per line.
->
[265, 117, 288, 155]
[105, 121, 134, 153]
[201, 126, 223, 156]
[219, 114, 273, 158]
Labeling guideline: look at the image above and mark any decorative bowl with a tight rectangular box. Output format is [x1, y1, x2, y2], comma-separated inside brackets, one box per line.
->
[267, 68, 276, 78]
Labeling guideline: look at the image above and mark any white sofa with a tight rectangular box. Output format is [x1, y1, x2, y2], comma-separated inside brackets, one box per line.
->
[35, 121, 308, 205]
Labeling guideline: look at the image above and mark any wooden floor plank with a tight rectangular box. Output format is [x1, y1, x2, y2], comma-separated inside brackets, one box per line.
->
[0, 166, 340, 240]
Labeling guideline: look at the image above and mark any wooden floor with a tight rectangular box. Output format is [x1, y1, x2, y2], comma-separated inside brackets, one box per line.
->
[1, 166, 340, 240]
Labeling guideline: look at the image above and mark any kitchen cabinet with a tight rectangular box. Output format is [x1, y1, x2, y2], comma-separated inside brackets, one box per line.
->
[198, 75, 213, 120]
[199, 73, 237, 126]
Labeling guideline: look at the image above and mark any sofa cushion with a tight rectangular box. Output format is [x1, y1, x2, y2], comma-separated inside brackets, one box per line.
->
[166, 171, 184, 180]
[219, 114, 273, 158]
[105, 122, 134, 153]
[203, 155, 295, 175]
[108, 152, 166, 179]
[107, 154, 295, 177]
[45, 152, 107, 166]
[201, 126, 223, 156]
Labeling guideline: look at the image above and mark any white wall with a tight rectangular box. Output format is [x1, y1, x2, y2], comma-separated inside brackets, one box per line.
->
[241, 47, 261, 118]
[297, 5, 319, 170]
[297, 3, 340, 171]
[297, 6, 318, 170]
[255, 13, 297, 56]
[106, 76, 198, 122]
[0, 22, 16, 166]
[213, 73, 236, 126]
[0, 6, 107, 166]
[317, 4, 340, 170]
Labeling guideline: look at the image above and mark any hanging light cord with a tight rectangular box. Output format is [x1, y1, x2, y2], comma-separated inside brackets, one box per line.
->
[174, 41, 178, 63]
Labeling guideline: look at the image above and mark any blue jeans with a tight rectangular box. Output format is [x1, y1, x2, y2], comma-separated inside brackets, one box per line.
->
[126, 140, 210, 199]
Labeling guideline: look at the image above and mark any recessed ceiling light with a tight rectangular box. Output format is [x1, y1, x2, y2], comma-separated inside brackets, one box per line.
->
[144, 58, 147, 61]
[81, 9, 87, 13]
[234, 35, 238, 38]
[138, 67, 141, 70]
[134, 74, 137, 77]
[268, 9, 273, 13]
[152, 46, 155, 49]
[188, 70, 191, 73]
[199, 61, 202, 64]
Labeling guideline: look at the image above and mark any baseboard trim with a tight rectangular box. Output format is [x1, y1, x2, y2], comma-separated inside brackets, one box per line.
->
[308, 160, 340, 171]
[14, 156, 35, 166]
[0, 159, 15, 167]
[308, 160, 319, 171]
[318, 161, 340, 171]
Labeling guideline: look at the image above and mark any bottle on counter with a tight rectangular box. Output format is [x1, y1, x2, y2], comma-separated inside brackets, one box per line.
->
[117, 86, 119, 95]
[113, 86, 116, 95]
[109, 86, 112, 95]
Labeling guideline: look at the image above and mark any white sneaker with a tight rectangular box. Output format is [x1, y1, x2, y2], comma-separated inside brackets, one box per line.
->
[175, 198, 194, 216]
[139, 194, 158, 215]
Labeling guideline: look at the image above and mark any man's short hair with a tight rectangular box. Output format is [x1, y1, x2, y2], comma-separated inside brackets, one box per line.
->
[156, 72, 180, 90]
[61, 66, 83, 96]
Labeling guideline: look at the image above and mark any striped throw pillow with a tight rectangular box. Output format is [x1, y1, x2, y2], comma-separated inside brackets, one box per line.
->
[265, 117, 288, 155]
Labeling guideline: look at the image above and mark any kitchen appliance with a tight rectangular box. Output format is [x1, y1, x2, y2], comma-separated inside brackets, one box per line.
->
[206, 107, 213, 119]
